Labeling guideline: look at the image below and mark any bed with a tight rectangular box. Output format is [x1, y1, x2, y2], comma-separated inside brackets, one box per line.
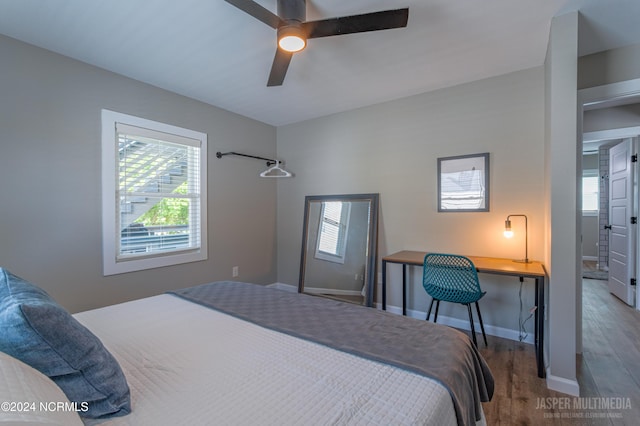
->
[0, 270, 493, 426]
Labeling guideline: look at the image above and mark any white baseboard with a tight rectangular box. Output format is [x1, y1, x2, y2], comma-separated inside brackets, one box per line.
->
[546, 372, 580, 396]
[267, 282, 297, 292]
[303, 287, 362, 296]
[378, 303, 535, 344]
[271, 289, 534, 344]
[268, 283, 363, 297]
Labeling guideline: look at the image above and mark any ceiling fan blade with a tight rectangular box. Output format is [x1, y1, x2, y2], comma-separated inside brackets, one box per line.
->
[224, 0, 283, 29]
[267, 49, 294, 87]
[302, 8, 409, 39]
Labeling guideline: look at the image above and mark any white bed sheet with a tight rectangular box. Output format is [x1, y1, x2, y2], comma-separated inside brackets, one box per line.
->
[74, 294, 478, 426]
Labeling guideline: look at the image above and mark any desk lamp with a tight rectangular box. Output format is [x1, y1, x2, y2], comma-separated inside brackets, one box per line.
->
[504, 214, 531, 263]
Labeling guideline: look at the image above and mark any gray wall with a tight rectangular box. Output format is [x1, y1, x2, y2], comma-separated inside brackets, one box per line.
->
[578, 43, 640, 89]
[581, 153, 598, 259]
[583, 104, 640, 133]
[582, 216, 598, 258]
[0, 35, 277, 313]
[276, 67, 545, 337]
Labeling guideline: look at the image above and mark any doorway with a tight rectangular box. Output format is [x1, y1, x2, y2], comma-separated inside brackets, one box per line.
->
[581, 143, 610, 280]
[581, 137, 638, 295]
[583, 133, 639, 307]
[578, 79, 640, 355]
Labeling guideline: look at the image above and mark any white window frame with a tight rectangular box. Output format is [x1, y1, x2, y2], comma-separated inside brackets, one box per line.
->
[582, 170, 599, 216]
[101, 109, 208, 275]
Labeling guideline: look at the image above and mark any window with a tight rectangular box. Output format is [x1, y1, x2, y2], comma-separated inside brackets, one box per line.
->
[582, 171, 599, 215]
[102, 110, 207, 275]
[315, 201, 351, 264]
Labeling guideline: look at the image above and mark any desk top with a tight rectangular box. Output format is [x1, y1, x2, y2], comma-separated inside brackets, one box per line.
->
[383, 250, 547, 278]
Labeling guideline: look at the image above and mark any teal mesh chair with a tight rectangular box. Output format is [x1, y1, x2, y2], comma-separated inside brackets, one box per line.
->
[422, 253, 488, 346]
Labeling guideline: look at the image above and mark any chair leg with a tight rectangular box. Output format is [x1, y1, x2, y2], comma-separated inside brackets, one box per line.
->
[475, 302, 488, 346]
[467, 304, 478, 347]
[434, 300, 440, 323]
[426, 298, 435, 321]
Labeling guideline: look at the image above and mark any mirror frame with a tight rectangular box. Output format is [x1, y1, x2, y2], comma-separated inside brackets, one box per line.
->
[298, 193, 379, 307]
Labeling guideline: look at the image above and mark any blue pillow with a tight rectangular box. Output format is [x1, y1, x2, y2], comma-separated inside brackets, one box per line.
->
[0, 268, 131, 419]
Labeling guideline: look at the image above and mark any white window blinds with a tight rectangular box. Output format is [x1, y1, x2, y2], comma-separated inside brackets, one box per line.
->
[316, 201, 351, 264]
[117, 123, 202, 259]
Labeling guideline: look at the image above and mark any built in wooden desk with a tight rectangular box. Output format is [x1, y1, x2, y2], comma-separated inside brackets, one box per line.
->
[381, 250, 547, 378]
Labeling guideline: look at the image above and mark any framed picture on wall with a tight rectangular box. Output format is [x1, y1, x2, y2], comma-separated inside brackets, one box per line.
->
[437, 152, 490, 212]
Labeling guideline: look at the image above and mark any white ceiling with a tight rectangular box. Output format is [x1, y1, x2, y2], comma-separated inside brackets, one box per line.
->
[1, 0, 639, 126]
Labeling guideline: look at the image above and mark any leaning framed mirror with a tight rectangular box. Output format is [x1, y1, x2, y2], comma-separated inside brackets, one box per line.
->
[299, 193, 379, 307]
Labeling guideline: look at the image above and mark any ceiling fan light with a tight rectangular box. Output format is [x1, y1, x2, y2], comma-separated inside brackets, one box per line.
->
[279, 35, 305, 52]
[278, 25, 306, 52]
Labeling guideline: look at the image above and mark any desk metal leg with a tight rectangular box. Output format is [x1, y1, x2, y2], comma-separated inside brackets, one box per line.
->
[382, 260, 387, 310]
[402, 264, 407, 316]
[535, 276, 546, 378]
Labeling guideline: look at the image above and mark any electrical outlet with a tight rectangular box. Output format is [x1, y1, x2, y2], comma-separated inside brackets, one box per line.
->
[232, 266, 239, 277]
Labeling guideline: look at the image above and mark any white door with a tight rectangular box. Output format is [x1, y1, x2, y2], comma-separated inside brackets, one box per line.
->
[608, 138, 635, 306]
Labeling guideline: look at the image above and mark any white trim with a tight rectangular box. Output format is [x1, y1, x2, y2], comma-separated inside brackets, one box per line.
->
[546, 373, 580, 396]
[582, 255, 598, 262]
[580, 78, 640, 109]
[274, 286, 536, 343]
[268, 282, 297, 292]
[583, 126, 640, 143]
[268, 283, 363, 298]
[379, 303, 535, 344]
[303, 286, 362, 297]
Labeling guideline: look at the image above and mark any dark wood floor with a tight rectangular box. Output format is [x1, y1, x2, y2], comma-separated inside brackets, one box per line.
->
[479, 278, 640, 425]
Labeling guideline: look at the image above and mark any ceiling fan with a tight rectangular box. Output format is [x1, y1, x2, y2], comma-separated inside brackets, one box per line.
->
[224, 0, 409, 86]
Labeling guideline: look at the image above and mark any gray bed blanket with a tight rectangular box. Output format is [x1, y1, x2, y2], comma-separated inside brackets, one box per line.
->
[169, 281, 494, 426]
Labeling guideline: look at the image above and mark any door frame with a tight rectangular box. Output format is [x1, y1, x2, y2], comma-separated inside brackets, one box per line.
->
[577, 78, 640, 354]
[583, 132, 640, 306]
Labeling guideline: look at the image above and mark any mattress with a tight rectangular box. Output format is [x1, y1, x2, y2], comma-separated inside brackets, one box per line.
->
[74, 293, 483, 426]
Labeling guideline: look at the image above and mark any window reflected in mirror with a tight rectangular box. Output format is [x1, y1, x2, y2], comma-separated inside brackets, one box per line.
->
[315, 201, 351, 264]
[299, 194, 379, 307]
